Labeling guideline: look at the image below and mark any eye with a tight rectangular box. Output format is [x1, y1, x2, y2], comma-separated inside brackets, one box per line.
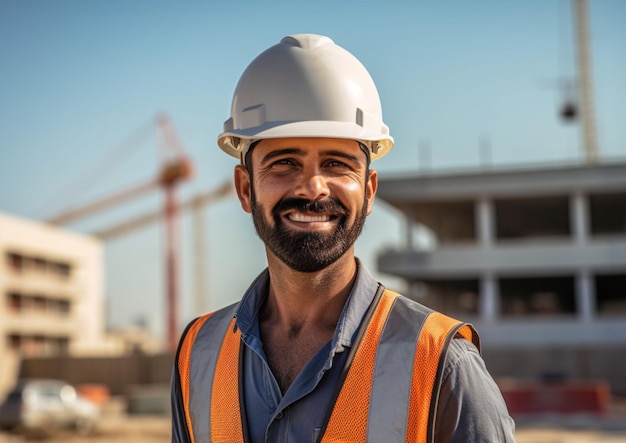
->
[267, 158, 300, 172]
[325, 159, 353, 170]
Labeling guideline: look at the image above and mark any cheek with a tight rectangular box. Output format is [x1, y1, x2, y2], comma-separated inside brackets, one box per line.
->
[334, 173, 365, 193]
[334, 179, 368, 209]
[343, 179, 362, 194]
[255, 174, 292, 196]
[252, 179, 284, 214]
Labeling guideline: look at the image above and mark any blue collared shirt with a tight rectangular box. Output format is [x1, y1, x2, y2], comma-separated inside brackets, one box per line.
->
[234, 259, 380, 443]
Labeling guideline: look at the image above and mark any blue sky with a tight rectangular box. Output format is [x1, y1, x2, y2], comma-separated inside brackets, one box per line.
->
[1, 1, 625, 339]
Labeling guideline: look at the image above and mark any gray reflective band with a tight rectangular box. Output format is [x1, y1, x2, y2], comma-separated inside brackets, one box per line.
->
[366, 297, 432, 442]
[188, 305, 238, 443]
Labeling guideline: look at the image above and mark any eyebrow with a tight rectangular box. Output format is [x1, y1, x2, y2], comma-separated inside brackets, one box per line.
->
[260, 147, 306, 164]
[323, 150, 362, 164]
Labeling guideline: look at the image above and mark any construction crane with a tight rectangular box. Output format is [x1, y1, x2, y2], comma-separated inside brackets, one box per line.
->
[46, 114, 231, 350]
[557, 0, 599, 162]
[91, 181, 233, 324]
[572, 0, 599, 162]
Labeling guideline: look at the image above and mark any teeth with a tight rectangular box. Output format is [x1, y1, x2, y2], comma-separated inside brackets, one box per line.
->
[289, 213, 330, 222]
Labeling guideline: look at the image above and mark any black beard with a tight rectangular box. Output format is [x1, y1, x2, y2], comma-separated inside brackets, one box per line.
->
[251, 194, 367, 273]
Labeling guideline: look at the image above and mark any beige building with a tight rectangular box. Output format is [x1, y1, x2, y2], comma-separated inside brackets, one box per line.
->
[0, 212, 105, 395]
[376, 160, 626, 392]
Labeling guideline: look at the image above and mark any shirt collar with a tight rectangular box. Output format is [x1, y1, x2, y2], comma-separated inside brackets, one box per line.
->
[234, 258, 380, 354]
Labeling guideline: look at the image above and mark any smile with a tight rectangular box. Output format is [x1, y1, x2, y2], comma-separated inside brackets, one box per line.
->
[287, 213, 333, 223]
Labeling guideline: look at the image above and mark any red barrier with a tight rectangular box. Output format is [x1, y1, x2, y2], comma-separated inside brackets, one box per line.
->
[499, 380, 610, 416]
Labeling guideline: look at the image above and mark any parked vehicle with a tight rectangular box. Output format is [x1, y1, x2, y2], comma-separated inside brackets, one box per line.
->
[0, 379, 100, 434]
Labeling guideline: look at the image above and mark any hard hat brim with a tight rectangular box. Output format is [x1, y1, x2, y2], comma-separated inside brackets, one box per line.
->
[218, 120, 393, 162]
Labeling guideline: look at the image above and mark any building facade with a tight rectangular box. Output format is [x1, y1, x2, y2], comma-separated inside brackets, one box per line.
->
[376, 160, 626, 392]
[0, 212, 105, 395]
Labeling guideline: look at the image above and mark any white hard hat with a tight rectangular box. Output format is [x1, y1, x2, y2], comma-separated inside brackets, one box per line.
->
[217, 34, 394, 163]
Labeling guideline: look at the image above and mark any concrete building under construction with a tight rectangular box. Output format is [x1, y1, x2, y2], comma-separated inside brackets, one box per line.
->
[0, 212, 105, 396]
[376, 159, 626, 393]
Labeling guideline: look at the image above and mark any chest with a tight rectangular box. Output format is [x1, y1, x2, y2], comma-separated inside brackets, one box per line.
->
[242, 339, 349, 443]
[260, 325, 333, 393]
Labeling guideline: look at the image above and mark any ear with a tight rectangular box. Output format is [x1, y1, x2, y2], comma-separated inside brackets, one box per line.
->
[365, 168, 378, 215]
[234, 165, 252, 214]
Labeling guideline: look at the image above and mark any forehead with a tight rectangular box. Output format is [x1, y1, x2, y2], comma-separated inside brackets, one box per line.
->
[251, 137, 366, 162]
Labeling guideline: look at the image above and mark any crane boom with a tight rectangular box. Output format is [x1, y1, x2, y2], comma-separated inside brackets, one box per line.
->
[46, 179, 160, 225]
[91, 182, 232, 239]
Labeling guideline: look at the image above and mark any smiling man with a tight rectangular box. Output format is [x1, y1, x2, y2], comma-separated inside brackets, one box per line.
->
[171, 34, 516, 443]
[243, 138, 373, 275]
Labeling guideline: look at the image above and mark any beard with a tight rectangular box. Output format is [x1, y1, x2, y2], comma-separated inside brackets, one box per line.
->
[251, 191, 368, 273]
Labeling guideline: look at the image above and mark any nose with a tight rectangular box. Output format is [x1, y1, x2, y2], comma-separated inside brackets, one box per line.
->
[294, 166, 330, 201]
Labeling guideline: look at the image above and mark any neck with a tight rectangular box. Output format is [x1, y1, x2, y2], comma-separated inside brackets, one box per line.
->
[262, 251, 358, 332]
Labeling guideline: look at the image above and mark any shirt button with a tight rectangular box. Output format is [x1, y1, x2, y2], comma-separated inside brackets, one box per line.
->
[276, 411, 284, 420]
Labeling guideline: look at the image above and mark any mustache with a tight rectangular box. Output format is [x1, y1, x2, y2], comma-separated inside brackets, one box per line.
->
[273, 197, 348, 216]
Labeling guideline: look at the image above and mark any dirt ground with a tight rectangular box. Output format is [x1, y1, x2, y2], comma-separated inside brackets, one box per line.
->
[2, 416, 626, 443]
[2, 403, 626, 442]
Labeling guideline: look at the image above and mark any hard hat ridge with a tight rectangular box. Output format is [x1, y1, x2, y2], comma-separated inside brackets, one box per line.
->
[218, 33, 394, 163]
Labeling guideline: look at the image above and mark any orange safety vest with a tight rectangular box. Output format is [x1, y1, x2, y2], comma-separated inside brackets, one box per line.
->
[176, 289, 479, 443]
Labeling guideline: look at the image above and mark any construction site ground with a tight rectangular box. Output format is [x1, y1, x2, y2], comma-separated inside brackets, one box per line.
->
[1, 397, 625, 442]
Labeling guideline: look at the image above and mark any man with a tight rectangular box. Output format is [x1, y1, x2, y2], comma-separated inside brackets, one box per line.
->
[171, 34, 516, 442]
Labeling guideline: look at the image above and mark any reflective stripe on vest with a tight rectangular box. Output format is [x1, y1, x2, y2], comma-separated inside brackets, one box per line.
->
[177, 305, 240, 443]
[176, 289, 479, 443]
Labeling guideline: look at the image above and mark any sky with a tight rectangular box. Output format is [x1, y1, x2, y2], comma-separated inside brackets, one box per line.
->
[1, 0, 625, 341]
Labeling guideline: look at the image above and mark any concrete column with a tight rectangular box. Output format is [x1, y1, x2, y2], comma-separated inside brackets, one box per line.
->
[571, 192, 589, 244]
[480, 273, 498, 323]
[476, 197, 494, 248]
[576, 269, 595, 322]
[404, 209, 415, 251]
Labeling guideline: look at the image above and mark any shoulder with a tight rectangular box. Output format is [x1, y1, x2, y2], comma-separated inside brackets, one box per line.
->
[177, 302, 240, 351]
[384, 289, 434, 319]
[440, 337, 482, 382]
[385, 291, 475, 342]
